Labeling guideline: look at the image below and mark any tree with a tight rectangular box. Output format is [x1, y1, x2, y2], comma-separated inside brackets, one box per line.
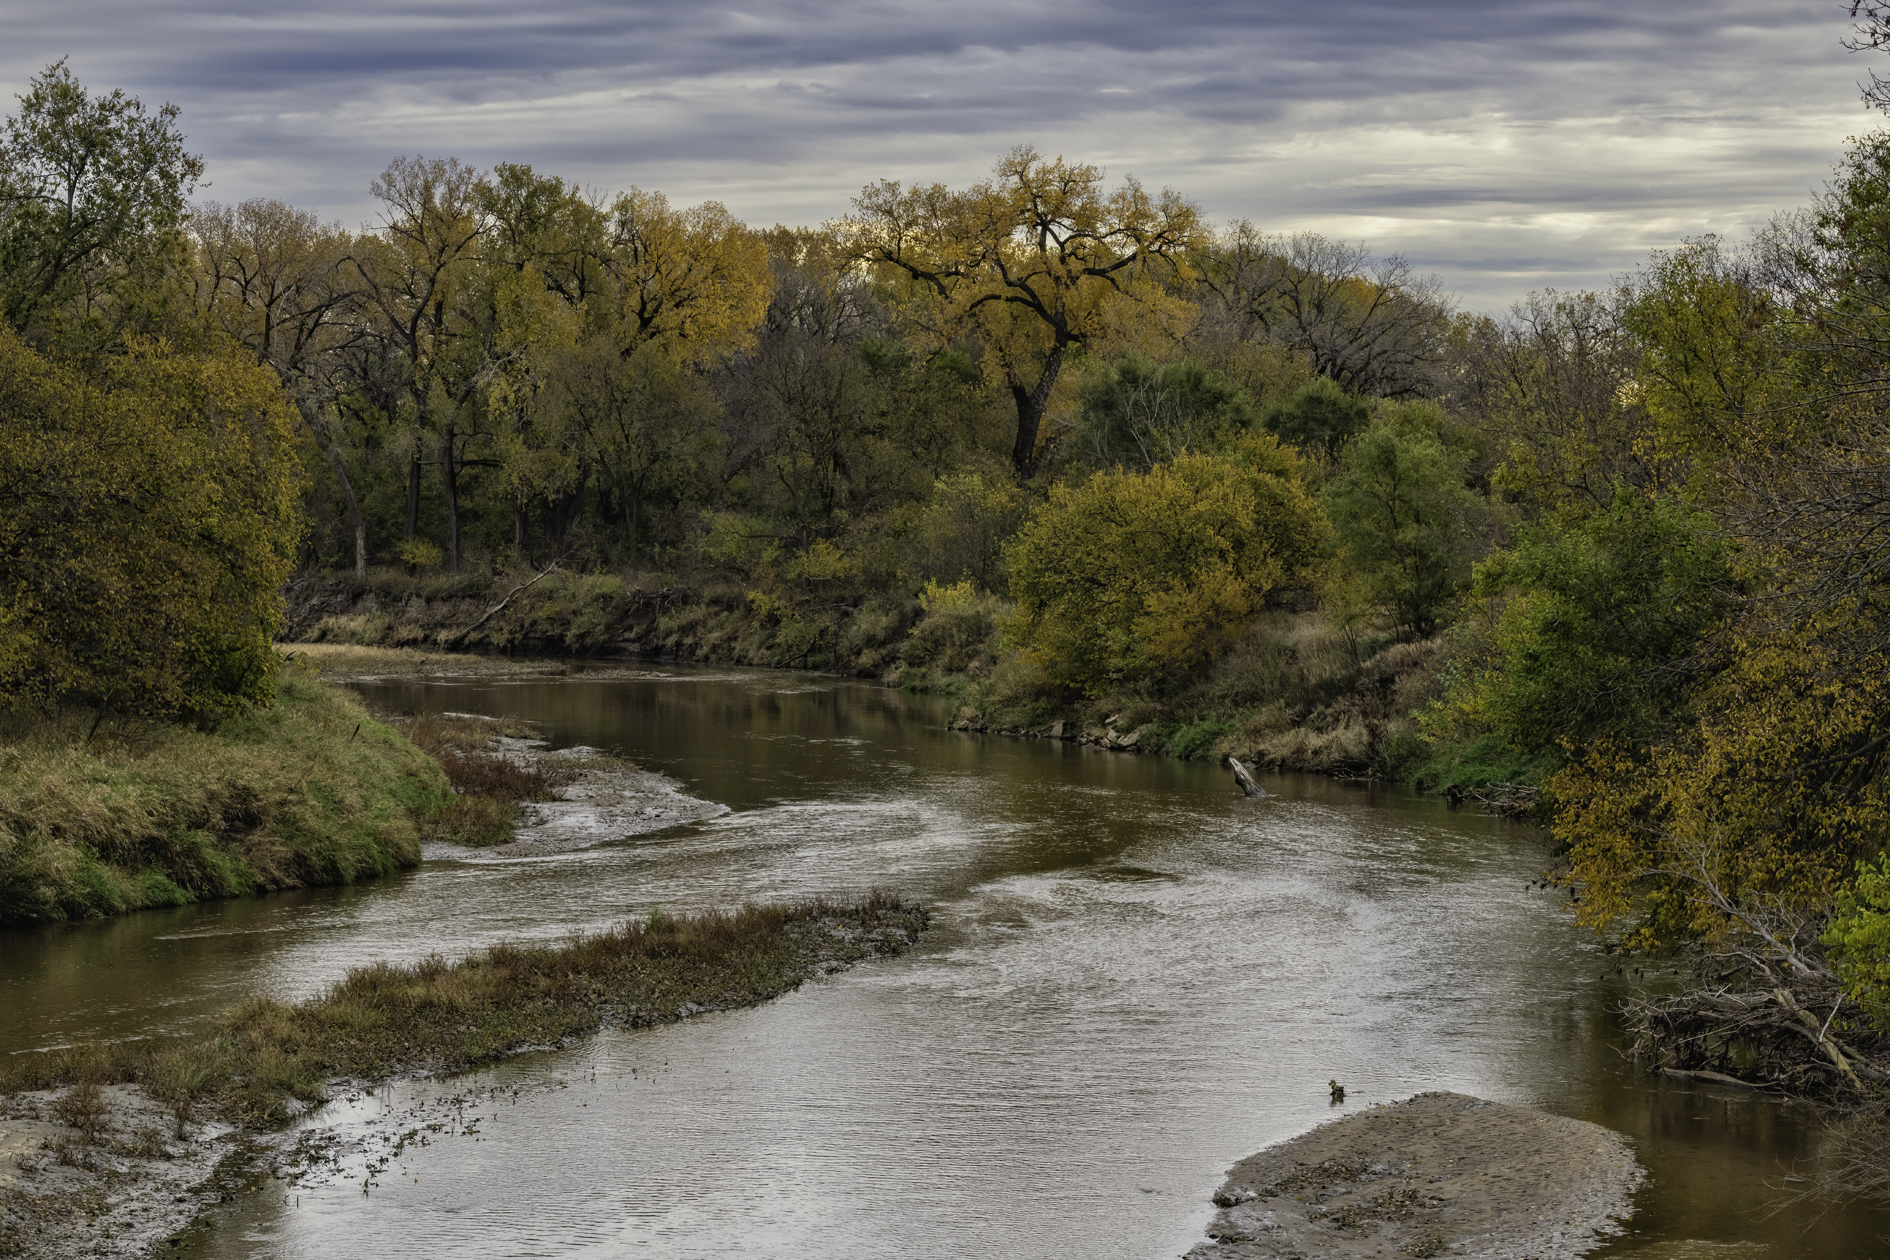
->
[1200, 226, 1450, 399]
[543, 338, 718, 570]
[1323, 417, 1481, 638]
[846, 146, 1205, 479]
[1621, 236, 1792, 465]
[1261, 376, 1368, 462]
[0, 59, 203, 344]
[1005, 434, 1325, 692]
[1553, 629, 1890, 951]
[603, 189, 773, 361]
[354, 155, 491, 569]
[1441, 492, 1732, 757]
[1452, 291, 1659, 519]
[0, 325, 302, 719]
[1070, 355, 1258, 473]
[192, 198, 372, 574]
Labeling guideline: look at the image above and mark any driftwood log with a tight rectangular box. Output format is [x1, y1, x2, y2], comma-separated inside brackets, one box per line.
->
[1225, 755, 1269, 798]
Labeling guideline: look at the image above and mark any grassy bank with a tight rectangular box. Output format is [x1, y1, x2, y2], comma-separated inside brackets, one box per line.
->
[284, 570, 1545, 796]
[0, 897, 927, 1129]
[0, 662, 448, 924]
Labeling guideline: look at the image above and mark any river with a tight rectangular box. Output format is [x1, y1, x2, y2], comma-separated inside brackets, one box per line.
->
[4, 665, 1888, 1257]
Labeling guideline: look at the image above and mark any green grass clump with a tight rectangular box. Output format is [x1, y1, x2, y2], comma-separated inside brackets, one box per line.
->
[0, 896, 928, 1129]
[0, 662, 449, 923]
[1409, 732, 1558, 794]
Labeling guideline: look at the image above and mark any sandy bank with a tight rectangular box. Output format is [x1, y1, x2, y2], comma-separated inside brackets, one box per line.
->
[1187, 1091, 1643, 1259]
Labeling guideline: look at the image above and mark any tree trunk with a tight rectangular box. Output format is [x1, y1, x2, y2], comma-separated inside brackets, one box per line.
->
[405, 448, 422, 543]
[299, 403, 367, 577]
[1226, 755, 1269, 798]
[624, 476, 642, 576]
[1009, 343, 1066, 480]
[443, 421, 461, 573]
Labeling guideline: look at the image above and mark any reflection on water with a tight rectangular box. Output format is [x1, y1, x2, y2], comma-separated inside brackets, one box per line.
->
[5, 666, 1888, 1257]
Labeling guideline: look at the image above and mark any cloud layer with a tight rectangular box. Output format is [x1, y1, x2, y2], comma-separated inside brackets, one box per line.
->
[1, 0, 1878, 310]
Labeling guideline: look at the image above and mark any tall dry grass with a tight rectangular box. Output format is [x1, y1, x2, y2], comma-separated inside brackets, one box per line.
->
[386, 712, 572, 847]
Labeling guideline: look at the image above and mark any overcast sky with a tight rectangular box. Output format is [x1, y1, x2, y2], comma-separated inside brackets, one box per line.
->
[1, 1, 1880, 312]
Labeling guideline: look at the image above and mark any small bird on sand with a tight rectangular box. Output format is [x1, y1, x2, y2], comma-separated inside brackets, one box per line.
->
[1329, 1079, 1346, 1102]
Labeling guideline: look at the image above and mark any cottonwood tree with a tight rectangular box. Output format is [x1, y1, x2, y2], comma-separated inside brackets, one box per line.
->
[603, 189, 773, 361]
[845, 146, 1205, 479]
[354, 156, 494, 570]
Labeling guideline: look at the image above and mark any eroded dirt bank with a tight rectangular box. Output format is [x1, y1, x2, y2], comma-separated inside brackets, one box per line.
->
[1187, 1092, 1644, 1259]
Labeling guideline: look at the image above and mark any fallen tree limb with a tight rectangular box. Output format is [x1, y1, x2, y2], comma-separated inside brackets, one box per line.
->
[440, 562, 561, 648]
[1660, 1067, 1764, 1088]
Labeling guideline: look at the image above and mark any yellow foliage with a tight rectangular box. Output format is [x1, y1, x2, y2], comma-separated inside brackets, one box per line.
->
[606, 188, 774, 362]
[1552, 626, 1890, 948]
[842, 146, 1206, 471]
[1004, 433, 1326, 693]
[918, 579, 977, 614]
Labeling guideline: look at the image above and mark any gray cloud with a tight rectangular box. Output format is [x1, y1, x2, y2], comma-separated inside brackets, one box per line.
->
[0, 0, 1877, 310]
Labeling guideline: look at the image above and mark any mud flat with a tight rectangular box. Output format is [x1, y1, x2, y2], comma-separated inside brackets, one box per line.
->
[1187, 1092, 1644, 1259]
[0, 1086, 243, 1260]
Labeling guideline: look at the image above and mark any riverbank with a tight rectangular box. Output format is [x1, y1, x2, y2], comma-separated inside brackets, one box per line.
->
[1188, 1091, 1644, 1259]
[283, 570, 1543, 798]
[0, 895, 929, 1259]
[0, 663, 448, 926]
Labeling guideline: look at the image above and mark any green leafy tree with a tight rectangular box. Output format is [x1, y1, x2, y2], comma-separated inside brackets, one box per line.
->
[0, 60, 203, 346]
[1006, 434, 1326, 692]
[1438, 491, 1732, 756]
[0, 326, 302, 719]
[1261, 376, 1368, 462]
[1323, 418, 1481, 638]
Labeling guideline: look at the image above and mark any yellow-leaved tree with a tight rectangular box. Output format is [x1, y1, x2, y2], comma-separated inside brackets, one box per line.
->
[1552, 625, 1890, 950]
[844, 146, 1205, 479]
[604, 188, 774, 361]
[1004, 433, 1326, 692]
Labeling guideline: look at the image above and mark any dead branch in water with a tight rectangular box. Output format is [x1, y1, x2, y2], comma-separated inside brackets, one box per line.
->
[1225, 755, 1269, 797]
[1622, 839, 1890, 1097]
[1469, 781, 1540, 816]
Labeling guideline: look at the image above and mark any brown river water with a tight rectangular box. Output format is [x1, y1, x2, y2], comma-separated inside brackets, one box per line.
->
[5, 665, 1889, 1258]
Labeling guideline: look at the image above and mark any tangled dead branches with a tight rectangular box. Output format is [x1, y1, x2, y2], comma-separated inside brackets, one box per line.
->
[1622, 848, 1890, 1101]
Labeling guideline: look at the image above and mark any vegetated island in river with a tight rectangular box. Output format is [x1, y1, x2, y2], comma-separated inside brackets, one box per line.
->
[1188, 1092, 1643, 1259]
[0, 895, 929, 1259]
